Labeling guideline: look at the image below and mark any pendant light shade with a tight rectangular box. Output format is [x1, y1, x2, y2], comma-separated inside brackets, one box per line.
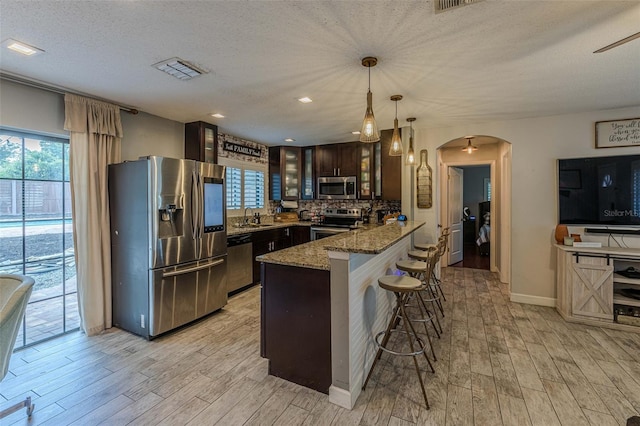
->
[462, 136, 478, 154]
[389, 95, 403, 156]
[406, 117, 416, 166]
[359, 57, 380, 143]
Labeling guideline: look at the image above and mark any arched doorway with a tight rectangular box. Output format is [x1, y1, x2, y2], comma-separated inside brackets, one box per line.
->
[437, 135, 512, 285]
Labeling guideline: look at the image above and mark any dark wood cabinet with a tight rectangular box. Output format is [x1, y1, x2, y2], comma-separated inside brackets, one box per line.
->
[378, 129, 402, 200]
[315, 142, 358, 177]
[291, 226, 311, 246]
[252, 227, 290, 284]
[184, 121, 218, 163]
[269, 146, 314, 200]
[251, 226, 311, 284]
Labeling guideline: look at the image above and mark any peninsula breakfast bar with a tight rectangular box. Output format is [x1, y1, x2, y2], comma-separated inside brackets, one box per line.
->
[257, 221, 425, 409]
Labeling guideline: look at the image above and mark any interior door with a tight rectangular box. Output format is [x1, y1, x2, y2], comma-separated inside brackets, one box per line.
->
[448, 167, 464, 265]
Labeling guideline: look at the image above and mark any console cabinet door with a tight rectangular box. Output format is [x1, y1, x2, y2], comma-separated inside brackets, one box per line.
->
[571, 256, 613, 320]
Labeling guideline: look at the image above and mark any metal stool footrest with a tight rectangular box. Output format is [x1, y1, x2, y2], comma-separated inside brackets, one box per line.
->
[374, 328, 427, 357]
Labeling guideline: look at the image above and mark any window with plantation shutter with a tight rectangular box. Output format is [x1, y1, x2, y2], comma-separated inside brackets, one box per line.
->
[222, 160, 267, 213]
[226, 167, 242, 210]
[244, 169, 264, 209]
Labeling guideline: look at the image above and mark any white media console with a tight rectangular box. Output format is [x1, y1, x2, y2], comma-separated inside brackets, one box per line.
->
[556, 244, 640, 332]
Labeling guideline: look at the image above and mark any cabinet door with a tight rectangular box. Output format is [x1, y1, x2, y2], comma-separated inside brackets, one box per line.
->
[379, 129, 401, 200]
[185, 121, 218, 164]
[336, 142, 358, 176]
[291, 226, 311, 246]
[269, 146, 281, 200]
[301, 147, 315, 199]
[282, 147, 302, 200]
[315, 144, 337, 177]
[359, 143, 374, 199]
[571, 256, 613, 320]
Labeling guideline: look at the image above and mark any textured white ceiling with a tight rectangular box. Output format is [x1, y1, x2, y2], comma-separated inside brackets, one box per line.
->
[1, 1, 639, 146]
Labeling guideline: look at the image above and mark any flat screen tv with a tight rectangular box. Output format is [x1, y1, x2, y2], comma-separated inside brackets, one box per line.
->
[558, 154, 640, 226]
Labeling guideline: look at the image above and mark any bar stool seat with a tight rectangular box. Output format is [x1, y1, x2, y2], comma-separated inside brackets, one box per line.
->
[378, 275, 422, 292]
[396, 259, 427, 275]
[414, 242, 437, 251]
[407, 249, 432, 261]
[362, 274, 434, 409]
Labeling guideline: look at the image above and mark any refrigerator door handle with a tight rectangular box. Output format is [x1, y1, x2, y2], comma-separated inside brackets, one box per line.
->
[162, 258, 224, 278]
[197, 171, 203, 239]
[191, 170, 199, 240]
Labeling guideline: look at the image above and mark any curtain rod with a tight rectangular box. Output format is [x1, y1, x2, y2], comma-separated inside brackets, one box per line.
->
[0, 72, 139, 115]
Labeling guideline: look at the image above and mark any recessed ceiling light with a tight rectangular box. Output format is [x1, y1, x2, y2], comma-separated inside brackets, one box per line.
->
[298, 97, 313, 103]
[211, 113, 225, 118]
[152, 57, 207, 80]
[284, 138, 295, 142]
[2, 38, 44, 56]
[352, 131, 361, 135]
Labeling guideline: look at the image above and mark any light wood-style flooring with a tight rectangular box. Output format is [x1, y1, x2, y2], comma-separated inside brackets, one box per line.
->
[2, 267, 640, 425]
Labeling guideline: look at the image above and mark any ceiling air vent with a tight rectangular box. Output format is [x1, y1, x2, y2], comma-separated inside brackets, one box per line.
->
[436, 0, 482, 13]
[152, 57, 207, 81]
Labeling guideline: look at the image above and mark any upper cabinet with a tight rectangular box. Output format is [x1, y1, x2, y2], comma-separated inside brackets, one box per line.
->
[358, 130, 401, 200]
[269, 146, 314, 201]
[270, 132, 400, 201]
[184, 121, 218, 164]
[378, 129, 401, 200]
[315, 142, 358, 177]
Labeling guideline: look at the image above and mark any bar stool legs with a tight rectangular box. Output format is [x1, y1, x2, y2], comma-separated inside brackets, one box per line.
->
[363, 276, 434, 410]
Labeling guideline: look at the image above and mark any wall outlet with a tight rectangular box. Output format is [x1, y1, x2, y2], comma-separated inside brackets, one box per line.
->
[141, 314, 145, 328]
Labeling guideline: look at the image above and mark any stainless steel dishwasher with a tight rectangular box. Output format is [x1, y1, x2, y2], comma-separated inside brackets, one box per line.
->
[226, 233, 254, 293]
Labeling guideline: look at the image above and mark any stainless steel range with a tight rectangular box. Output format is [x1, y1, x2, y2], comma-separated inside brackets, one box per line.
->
[310, 208, 362, 240]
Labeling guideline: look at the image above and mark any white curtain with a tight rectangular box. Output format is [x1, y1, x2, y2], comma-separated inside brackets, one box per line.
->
[64, 94, 122, 336]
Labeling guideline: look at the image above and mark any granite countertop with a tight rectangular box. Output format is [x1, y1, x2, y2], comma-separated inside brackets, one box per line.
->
[227, 220, 311, 236]
[257, 221, 424, 270]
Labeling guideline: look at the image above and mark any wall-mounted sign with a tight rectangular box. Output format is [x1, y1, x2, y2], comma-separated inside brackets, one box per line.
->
[223, 141, 262, 157]
[595, 118, 640, 149]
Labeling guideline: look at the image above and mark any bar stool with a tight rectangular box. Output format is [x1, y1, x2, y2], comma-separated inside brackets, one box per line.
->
[396, 251, 443, 341]
[362, 274, 434, 409]
[414, 233, 449, 302]
[396, 248, 444, 334]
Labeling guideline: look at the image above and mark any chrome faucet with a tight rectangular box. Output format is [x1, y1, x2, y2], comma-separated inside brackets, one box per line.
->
[243, 207, 253, 226]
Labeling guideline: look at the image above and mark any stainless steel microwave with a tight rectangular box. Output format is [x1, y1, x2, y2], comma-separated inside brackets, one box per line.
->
[317, 176, 357, 200]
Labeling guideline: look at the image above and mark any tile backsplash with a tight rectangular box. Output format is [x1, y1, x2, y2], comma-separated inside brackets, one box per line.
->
[268, 199, 401, 215]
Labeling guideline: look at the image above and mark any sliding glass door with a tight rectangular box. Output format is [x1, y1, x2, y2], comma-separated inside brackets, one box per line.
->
[0, 129, 79, 348]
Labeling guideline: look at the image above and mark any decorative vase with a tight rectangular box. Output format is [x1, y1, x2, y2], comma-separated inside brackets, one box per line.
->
[555, 224, 569, 244]
[416, 150, 432, 209]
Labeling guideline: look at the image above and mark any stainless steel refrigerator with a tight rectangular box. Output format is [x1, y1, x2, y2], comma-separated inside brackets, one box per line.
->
[109, 156, 227, 339]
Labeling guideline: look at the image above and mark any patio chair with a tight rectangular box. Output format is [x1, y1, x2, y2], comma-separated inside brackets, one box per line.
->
[0, 274, 35, 419]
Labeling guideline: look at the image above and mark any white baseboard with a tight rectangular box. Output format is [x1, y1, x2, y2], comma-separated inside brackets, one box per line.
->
[329, 385, 356, 409]
[510, 293, 556, 307]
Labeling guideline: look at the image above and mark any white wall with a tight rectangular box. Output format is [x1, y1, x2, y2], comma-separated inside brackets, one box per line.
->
[0, 79, 66, 137]
[413, 106, 640, 304]
[0, 79, 184, 159]
[120, 111, 183, 161]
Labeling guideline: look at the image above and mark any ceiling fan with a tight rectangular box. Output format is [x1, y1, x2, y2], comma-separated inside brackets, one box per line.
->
[593, 31, 640, 53]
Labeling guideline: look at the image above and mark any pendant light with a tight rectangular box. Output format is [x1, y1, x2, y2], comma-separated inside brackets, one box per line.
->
[359, 57, 380, 143]
[406, 117, 416, 165]
[462, 136, 478, 154]
[389, 95, 403, 156]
